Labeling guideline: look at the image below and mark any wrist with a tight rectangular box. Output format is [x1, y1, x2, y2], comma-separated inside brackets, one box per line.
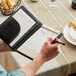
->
[34, 54, 45, 65]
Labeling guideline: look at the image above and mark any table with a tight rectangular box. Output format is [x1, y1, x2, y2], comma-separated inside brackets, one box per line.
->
[0, 0, 76, 76]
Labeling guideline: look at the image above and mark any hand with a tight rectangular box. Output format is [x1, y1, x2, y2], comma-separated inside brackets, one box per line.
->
[0, 39, 12, 52]
[37, 37, 59, 63]
[19, 38, 60, 76]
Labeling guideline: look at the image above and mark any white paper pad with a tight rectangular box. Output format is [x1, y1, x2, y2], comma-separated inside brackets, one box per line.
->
[18, 25, 60, 56]
[10, 9, 36, 46]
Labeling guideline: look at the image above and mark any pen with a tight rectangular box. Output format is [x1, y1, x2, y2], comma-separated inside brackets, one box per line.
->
[56, 33, 63, 39]
[52, 40, 65, 45]
[51, 33, 65, 46]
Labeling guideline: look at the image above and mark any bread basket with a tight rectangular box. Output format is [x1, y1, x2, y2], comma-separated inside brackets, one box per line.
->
[0, 0, 21, 16]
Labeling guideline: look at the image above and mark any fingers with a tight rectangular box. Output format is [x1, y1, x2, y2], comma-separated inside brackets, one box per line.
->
[51, 38, 59, 45]
[47, 38, 60, 46]
[51, 44, 58, 50]
[51, 46, 59, 55]
[47, 37, 53, 43]
[44, 37, 59, 48]
[47, 38, 59, 53]
[54, 38, 60, 45]
[54, 38, 60, 42]
[44, 37, 53, 46]
[54, 38, 59, 41]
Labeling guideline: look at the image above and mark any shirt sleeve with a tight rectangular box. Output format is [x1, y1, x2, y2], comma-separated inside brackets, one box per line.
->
[0, 65, 8, 76]
[0, 65, 25, 76]
[9, 70, 25, 76]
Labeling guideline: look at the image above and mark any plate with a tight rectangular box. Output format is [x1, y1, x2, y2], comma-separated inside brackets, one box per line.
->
[69, 27, 76, 40]
[63, 25, 76, 46]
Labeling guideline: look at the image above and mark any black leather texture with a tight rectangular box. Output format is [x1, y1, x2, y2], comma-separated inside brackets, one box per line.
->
[0, 17, 20, 44]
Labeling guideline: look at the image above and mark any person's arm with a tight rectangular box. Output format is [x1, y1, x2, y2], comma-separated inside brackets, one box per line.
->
[19, 38, 59, 76]
[0, 39, 12, 52]
[0, 38, 59, 76]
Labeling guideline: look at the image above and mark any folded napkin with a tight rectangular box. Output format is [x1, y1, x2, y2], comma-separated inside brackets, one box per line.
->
[69, 20, 76, 31]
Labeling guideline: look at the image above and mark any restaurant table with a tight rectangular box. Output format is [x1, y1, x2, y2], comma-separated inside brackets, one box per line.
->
[0, 0, 76, 76]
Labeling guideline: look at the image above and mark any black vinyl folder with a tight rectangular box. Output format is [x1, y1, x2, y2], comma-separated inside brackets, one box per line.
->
[0, 17, 20, 44]
[0, 6, 42, 60]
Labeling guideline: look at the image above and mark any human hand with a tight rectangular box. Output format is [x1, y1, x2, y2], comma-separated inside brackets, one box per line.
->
[0, 39, 12, 52]
[19, 38, 60, 76]
[36, 37, 59, 63]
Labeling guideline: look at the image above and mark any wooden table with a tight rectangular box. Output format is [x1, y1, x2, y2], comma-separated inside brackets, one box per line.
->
[0, 0, 76, 76]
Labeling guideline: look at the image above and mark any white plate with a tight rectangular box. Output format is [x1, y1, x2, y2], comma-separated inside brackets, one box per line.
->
[63, 25, 76, 46]
[69, 27, 76, 40]
[0, 0, 1, 3]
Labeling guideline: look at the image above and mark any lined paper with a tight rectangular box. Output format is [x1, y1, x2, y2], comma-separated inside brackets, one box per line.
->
[10, 9, 36, 46]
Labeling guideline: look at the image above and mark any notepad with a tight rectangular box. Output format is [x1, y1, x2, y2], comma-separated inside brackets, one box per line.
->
[10, 9, 36, 46]
[17, 25, 60, 58]
[0, 6, 60, 59]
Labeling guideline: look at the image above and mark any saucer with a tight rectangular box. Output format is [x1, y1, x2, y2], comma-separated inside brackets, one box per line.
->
[63, 25, 76, 46]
